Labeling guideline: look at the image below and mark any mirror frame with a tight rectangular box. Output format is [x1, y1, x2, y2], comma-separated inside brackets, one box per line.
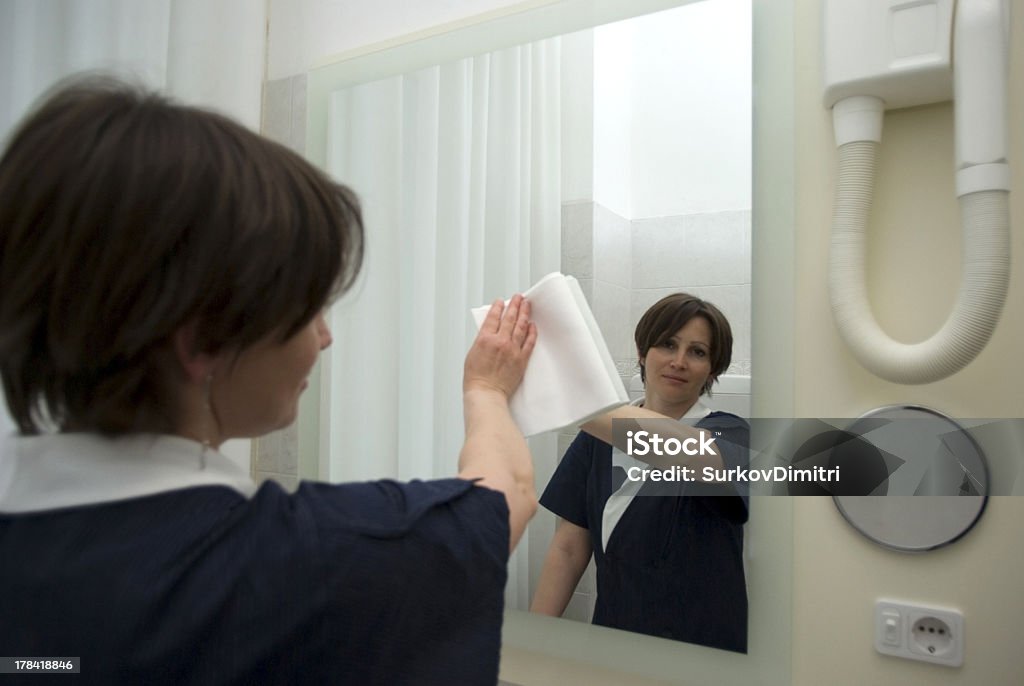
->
[301, 0, 795, 682]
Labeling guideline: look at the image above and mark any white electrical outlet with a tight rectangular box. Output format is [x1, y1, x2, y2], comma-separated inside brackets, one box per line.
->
[875, 600, 964, 667]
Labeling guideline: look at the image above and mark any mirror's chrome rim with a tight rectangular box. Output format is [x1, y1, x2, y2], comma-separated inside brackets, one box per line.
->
[833, 403, 990, 553]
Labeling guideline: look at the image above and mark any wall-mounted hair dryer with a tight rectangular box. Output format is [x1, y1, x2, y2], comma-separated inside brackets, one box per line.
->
[823, 0, 1011, 384]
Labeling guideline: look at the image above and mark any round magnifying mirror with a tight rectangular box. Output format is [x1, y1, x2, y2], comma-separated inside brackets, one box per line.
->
[833, 405, 989, 553]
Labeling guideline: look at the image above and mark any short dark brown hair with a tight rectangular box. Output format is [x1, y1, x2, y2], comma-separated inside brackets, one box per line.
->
[634, 293, 733, 396]
[0, 76, 364, 435]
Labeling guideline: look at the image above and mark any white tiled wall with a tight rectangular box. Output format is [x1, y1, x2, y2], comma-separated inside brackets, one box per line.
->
[561, 201, 594, 282]
[593, 203, 631, 289]
[631, 208, 752, 377]
[261, 74, 308, 155]
[632, 210, 751, 291]
[561, 200, 753, 389]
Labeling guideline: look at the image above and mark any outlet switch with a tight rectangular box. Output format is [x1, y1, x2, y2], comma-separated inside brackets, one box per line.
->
[875, 600, 964, 667]
[880, 609, 901, 646]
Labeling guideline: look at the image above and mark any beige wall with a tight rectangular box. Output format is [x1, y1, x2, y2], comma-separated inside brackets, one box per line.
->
[791, 0, 1024, 684]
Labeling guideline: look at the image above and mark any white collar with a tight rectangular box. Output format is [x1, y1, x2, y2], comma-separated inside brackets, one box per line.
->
[600, 397, 712, 552]
[0, 433, 256, 514]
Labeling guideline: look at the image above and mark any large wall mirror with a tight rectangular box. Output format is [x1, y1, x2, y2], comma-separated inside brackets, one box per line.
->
[302, 0, 794, 683]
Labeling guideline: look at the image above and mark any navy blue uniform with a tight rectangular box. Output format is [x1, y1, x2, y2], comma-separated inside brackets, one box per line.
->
[0, 477, 508, 684]
[540, 412, 748, 652]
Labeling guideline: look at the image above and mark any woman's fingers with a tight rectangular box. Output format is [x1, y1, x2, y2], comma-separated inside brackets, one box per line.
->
[483, 299, 505, 333]
[464, 294, 537, 397]
[511, 298, 531, 346]
[483, 294, 531, 348]
[523, 321, 538, 356]
[498, 294, 522, 336]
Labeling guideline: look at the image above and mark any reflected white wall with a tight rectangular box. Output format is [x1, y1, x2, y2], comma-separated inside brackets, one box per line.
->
[563, 0, 753, 388]
[593, 0, 751, 218]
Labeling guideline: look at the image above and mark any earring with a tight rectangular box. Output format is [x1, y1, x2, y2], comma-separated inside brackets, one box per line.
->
[200, 373, 213, 469]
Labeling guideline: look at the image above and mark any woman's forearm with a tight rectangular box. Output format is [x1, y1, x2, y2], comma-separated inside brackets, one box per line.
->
[529, 520, 592, 616]
[580, 405, 725, 473]
[458, 387, 537, 552]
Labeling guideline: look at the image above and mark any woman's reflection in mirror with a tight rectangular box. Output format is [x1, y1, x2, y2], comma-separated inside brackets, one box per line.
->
[530, 293, 749, 652]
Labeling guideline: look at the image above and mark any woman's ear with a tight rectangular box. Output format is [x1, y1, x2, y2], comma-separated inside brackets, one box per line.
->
[172, 321, 218, 384]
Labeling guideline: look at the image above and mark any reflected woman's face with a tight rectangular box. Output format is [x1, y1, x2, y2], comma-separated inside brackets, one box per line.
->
[640, 316, 713, 417]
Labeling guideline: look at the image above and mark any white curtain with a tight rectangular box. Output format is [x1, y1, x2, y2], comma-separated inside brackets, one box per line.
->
[0, 0, 266, 144]
[324, 38, 562, 609]
[0, 0, 265, 466]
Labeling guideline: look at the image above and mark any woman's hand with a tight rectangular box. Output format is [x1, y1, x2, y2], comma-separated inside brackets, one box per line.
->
[458, 293, 539, 553]
[463, 294, 537, 398]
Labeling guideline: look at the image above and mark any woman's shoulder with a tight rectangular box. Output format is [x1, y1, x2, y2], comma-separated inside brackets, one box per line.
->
[553, 430, 612, 474]
[701, 411, 750, 428]
[282, 477, 508, 540]
[242, 480, 508, 682]
[567, 427, 612, 452]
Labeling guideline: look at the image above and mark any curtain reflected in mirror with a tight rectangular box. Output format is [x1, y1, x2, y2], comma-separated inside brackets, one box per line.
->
[321, 0, 751, 652]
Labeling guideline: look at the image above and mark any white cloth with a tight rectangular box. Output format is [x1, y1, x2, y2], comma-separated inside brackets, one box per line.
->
[600, 399, 712, 552]
[471, 272, 628, 437]
[0, 433, 256, 514]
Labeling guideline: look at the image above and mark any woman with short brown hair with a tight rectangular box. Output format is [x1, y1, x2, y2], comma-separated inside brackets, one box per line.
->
[0, 77, 538, 684]
[531, 293, 749, 653]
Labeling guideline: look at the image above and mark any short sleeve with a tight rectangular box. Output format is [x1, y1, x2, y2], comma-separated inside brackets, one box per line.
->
[700, 412, 750, 471]
[299, 478, 502, 536]
[291, 478, 510, 684]
[538, 431, 595, 529]
[695, 412, 750, 522]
